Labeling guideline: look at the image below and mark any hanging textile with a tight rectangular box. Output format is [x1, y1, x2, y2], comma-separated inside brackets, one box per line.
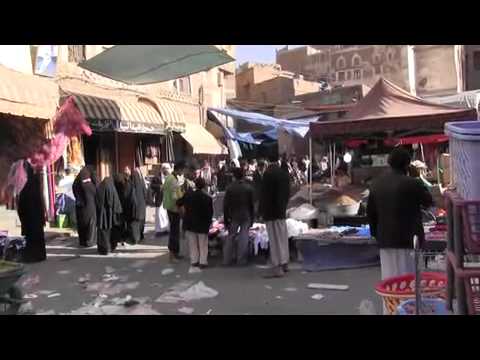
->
[29, 96, 92, 170]
[6, 160, 27, 197]
[68, 136, 85, 169]
[162, 131, 175, 163]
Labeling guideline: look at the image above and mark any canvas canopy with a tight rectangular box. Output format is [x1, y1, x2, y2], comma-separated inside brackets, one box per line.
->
[78, 45, 235, 85]
[310, 78, 477, 139]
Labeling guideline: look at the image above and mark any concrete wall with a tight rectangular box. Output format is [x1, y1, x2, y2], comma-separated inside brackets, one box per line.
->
[0, 45, 33, 74]
[415, 45, 458, 97]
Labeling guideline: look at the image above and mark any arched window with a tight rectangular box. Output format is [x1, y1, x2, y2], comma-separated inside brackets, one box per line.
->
[336, 56, 346, 69]
[352, 54, 361, 67]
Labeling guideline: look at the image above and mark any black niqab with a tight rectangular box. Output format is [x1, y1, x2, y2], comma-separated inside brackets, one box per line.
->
[17, 161, 46, 262]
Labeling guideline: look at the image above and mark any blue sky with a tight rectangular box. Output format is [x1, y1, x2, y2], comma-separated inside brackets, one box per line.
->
[235, 45, 302, 65]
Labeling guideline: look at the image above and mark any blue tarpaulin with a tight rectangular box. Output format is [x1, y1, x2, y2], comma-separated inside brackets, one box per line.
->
[207, 107, 318, 138]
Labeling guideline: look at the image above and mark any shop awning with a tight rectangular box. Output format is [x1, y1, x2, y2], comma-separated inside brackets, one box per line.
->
[62, 91, 166, 134]
[181, 123, 227, 155]
[78, 45, 235, 85]
[0, 64, 58, 120]
[152, 98, 186, 133]
[384, 134, 449, 146]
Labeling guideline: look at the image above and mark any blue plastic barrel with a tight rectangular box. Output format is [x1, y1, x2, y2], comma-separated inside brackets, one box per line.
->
[445, 120, 480, 200]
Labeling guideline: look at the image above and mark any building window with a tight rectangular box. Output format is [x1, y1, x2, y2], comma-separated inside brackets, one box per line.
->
[474, 51, 480, 70]
[34, 45, 58, 78]
[352, 55, 361, 67]
[68, 45, 86, 63]
[388, 51, 394, 62]
[337, 71, 345, 82]
[353, 69, 362, 80]
[373, 54, 381, 64]
[336, 56, 346, 69]
[174, 76, 192, 95]
[347, 71, 352, 80]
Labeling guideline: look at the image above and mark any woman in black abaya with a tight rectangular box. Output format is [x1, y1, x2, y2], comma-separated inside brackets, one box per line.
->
[129, 168, 147, 244]
[17, 161, 47, 263]
[113, 172, 131, 244]
[96, 177, 123, 255]
[72, 167, 97, 247]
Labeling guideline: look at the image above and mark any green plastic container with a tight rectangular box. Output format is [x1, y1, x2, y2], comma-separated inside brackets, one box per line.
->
[56, 214, 68, 229]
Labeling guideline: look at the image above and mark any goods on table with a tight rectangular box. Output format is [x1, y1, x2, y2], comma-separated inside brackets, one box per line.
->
[397, 298, 448, 315]
[285, 218, 309, 238]
[288, 203, 318, 221]
[326, 195, 360, 217]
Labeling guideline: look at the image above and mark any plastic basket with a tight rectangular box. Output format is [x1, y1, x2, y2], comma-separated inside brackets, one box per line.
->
[397, 298, 448, 315]
[461, 201, 480, 254]
[464, 275, 480, 315]
[375, 272, 447, 315]
[445, 121, 480, 200]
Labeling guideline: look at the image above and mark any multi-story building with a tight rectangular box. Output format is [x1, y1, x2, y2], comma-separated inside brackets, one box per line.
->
[234, 62, 322, 105]
[276, 45, 480, 97]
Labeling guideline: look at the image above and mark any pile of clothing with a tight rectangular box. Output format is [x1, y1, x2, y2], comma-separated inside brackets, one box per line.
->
[293, 225, 372, 245]
[0, 232, 26, 261]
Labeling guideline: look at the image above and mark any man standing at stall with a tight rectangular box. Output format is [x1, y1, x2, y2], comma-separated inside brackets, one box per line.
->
[163, 161, 186, 263]
[367, 147, 433, 282]
[261, 154, 291, 278]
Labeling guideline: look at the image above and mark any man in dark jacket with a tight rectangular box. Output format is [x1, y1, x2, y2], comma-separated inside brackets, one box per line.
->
[252, 159, 267, 220]
[367, 147, 433, 284]
[177, 177, 213, 269]
[223, 167, 255, 266]
[261, 154, 291, 278]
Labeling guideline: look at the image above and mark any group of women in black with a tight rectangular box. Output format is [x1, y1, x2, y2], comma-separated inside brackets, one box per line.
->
[72, 165, 147, 255]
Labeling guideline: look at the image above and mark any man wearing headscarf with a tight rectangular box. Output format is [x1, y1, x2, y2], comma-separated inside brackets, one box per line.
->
[72, 166, 97, 247]
[17, 160, 47, 263]
[129, 167, 147, 244]
[96, 176, 123, 255]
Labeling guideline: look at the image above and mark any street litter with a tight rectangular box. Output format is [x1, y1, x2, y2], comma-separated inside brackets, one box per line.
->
[102, 274, 120, 282]
[99, 294, 108, 299]
[18, 301, 34, 314]
[206, 309, 213, 315]
[188, 266, 202, 274]
[37, 290, 56, 296]
[47, 293, 61, 298]
[284, 287, 297, 292]
[155, 281, 218, 304]
[150, 283, 163, 288]
[311, 294, 325, 301]
[275, 296, 284, 300]
[255, 265, 271, 269]
[264, 285, 272, 290]
[178, 306, 194, 314]
[21, 275, 40, 289]
[358, 300, 377, 315]
[307, 283, 349, 291]
[105, 266, 115, 274]
[24, 293, 38, 299]
[161, 268, 175, 276]
[36, 310, 56, 315]
[78, 274, 91, 284]
[130, 260, 151, 268]
[57, 270, 71, 275]
[136, 269, 143, 273]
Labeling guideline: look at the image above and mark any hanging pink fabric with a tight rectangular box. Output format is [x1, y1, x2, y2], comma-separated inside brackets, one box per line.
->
[29, 96, 92, 170]
[6, 160, 27, 196]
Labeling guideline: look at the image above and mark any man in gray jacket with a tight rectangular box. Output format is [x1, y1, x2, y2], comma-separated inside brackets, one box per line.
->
[223, 167, 255, 266]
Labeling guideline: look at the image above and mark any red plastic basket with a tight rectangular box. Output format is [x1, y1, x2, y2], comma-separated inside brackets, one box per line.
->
[375, 273, 447, 315]
[462, 201, 480, 254]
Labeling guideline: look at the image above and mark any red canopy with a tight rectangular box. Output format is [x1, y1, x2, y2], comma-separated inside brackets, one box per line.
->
[384, 134, 449, 146]
[310, 78, 477, 139]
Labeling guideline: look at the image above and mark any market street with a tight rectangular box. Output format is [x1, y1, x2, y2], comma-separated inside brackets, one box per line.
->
[17, 221, 382, 315]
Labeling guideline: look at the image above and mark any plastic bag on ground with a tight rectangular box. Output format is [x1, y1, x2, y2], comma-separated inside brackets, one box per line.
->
[155, 281, 218, 304]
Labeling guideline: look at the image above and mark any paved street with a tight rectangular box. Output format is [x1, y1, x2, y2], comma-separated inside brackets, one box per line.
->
[12, 217, 383, 315]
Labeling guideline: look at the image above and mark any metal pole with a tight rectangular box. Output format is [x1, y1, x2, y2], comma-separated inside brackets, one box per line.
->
[309, 135, 313, 205]
[333, 142, 336, 186]
[115, 132, 119, 173]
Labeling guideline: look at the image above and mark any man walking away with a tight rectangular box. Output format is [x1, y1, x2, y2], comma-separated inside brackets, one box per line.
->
[367, 147, 433, 281]
[261, 154, 291, 278]
[223, 167, 255, 266]
[177, 177, 213, 269]
[163, 161, 186, 263]
[253, 159, 267, 220]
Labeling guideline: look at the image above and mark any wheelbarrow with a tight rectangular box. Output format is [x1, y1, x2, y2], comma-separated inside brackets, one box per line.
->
[0, 261, 26, 315]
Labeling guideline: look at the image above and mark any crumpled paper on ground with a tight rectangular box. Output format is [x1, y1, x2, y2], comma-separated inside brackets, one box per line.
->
[155, 281, 218, 304]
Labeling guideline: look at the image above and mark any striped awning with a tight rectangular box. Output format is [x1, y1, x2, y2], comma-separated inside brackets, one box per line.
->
[155, 99, 186, 133]
[0, 64, 58, 120]
[61, 90, 166, 134]
[181, 123, 227, 155]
